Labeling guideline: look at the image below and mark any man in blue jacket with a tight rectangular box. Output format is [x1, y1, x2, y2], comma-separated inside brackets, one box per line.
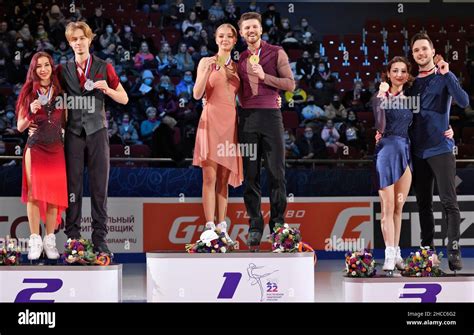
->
[409, 33, 469, 271]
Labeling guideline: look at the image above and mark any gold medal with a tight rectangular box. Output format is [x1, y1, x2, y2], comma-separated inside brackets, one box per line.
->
[249, 55, 260, 65]
[216, 56, 226, 68]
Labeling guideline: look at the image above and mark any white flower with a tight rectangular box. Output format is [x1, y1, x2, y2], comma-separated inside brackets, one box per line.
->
[67, 238, 72, 243]
[283, 223, 289, 229]
[351, 271, 356, 276]
[415, 252, 420, 258]
[416, 272, 421, 277]
[206, 242, 211, 247]
[379, 82, 389, 93]
[72, 250, 77, 254]
[220, 247, 226, 253]
[356, 261, 360, 265]
[68, 255, 74, 260]
[283, 229, 289, 235]
[200, 230, 219, 244]
[280, 246, 285, 251]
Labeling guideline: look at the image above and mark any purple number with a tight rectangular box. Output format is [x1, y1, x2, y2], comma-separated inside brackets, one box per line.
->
[399, 284, 442, 303]
[15, 278, 63, 303]
[217, 273, 242, 299]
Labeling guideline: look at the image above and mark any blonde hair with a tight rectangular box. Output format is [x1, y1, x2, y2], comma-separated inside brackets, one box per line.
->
[65, 21, 95, 42]
[216, 23, 238, 39]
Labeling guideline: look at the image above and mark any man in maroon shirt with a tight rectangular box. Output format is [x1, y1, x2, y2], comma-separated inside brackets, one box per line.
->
[237, 12, 295, 250]
[60, 22, 128, 256]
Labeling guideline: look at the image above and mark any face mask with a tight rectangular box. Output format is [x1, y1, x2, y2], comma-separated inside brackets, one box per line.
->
[315, 82, 323, 89]
[17, 43, 24, 48]
[159, 94, 165, 99]
[161, 83, 169, 89]
[318, 66, 325, 72]
[124, 26, 131, 33]
[301, 22, 308, 27]
[6, 112, 14, 120]
[144, 78, 153, 86]
[304, 131, 313, 139]
[201, 51, 208, 56]
[284, 133, 290, 141]
[184, 75, 192, 82]
[262, 35, 269, 41]
[265, 19, 272, 26]
[249, 5, 256, 10]
[120, 75, 128, 82]
[106, 27, 113, 33]
[38, 29, 45, 35]
[60, 59, 67, 65]
[327, 123, 333, 128]
[282, 22, 289, 29]
[348, 115, 356, 121]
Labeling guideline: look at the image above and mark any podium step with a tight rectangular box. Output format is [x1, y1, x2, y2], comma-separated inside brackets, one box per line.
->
[147, 252, 315, 302]
[344, 274, 474, 302]
[0, 264, 122, 302]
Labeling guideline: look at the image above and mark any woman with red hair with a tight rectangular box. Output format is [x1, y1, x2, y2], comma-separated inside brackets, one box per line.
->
[16, 51, 67, 262]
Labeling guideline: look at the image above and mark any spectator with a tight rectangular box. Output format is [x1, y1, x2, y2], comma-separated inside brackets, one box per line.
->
[296, 50, 315, 84]
[119, 113, 141, 145]
[284, 129, 300, 159]
[340, 110, 366, 152]
[181, 27, 200, 51]
[301, 95, 326, 127]
[262, 3, 282, 30]
[166, 0, 187, 29]
[175, 43, 195, 73]
[243, 1, 261, 13]
[156, 42, 178, 75]
[284, 80, 307, 114]
[182, 11, 202, 34]
[193, 45, 210, 64]
[294, 17, 321, 43]
[175, 70, 195, 99]
[108, 118, 122, 145]
[141, 106, 162, 145]
[296, 126, 327, 159]
[99, 24, 121, 50]
[156, 75, 176, 94]
[134, 41, 155, 70]
[97, 43, 116, 61]
[6, 58, 27, 85]
[311, 61, 332, 84]
[193, 0, 208, 21]
[119, 25, 139, 53]
[324, 94, 347, 120]
[87, 7, 110, 35]
[321, 119, 344, 154]
[156, 88, 178, 116]
[310, 80, 332, 107]
[53, 40, 73, 64]
[208, 1, 225, 21]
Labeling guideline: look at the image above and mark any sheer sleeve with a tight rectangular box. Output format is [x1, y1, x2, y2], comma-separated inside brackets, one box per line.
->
[372, 93, 386, 134]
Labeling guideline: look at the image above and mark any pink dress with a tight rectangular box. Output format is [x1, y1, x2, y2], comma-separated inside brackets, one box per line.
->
[193, 62, 243, 188]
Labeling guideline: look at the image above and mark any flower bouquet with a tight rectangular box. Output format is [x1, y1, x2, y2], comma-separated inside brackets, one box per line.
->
[402, 247, 443, 277]
[344, 249, 377, 277]
[0, 241, 21, 265]
[185, 228, 234, 253]
[270, 223, 316, 263]
[62, 239, 111, 266]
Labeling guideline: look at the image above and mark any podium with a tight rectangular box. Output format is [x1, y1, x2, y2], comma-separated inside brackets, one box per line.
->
[343, 274, 474, 302]
[147, 252, 315, 302]
[0, 264, 122, 302]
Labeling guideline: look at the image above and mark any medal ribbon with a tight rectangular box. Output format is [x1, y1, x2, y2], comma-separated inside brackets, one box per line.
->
[37, 85, 53, 102]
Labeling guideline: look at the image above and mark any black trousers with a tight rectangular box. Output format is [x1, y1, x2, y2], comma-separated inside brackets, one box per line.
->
[64, 128, 110, 244]
[239, 108, 287, 234]
[413, 152, 461, 252]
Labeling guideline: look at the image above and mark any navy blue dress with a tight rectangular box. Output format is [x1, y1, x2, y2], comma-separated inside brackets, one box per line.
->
[373, 94, 413, 189]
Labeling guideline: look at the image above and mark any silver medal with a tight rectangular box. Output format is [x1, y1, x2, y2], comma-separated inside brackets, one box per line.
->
[38, 94, 48, 105]
[85, 79, 94, 91]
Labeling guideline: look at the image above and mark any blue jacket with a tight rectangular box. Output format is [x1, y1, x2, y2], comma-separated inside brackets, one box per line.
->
[409, 71, 469, 159]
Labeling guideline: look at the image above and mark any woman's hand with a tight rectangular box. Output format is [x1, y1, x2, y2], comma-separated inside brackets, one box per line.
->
[30, 99, 41, 114]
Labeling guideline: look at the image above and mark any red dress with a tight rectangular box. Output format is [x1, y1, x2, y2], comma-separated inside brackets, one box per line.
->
[21, 102, 68, 227]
